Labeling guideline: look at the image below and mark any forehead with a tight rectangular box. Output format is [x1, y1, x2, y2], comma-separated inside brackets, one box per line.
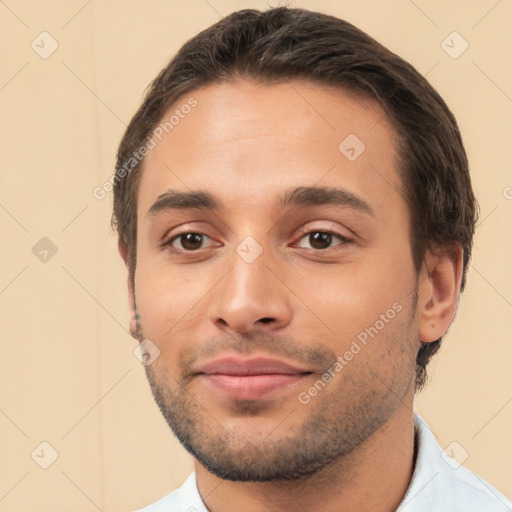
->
[137, 78, 404, 221]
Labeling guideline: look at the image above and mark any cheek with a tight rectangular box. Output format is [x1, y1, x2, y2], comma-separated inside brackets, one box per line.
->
[133, 255, 220, 339]
[287, 244, 415, 343]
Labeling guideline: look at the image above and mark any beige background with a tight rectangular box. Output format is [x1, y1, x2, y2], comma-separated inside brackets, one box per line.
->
[1, 0, 511, 510]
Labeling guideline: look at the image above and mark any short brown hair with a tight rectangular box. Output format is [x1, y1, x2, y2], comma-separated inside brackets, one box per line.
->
[112, 7, 477, 390]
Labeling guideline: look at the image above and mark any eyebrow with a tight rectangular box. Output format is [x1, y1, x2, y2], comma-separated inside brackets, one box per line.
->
[278, 186, 374, 217]
[147, 186, 374, 217]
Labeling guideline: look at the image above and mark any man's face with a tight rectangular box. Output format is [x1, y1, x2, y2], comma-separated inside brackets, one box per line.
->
[130, 79, 420, 481]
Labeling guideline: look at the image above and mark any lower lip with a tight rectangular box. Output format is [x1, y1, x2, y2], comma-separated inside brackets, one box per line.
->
[199, 373, 310, 400]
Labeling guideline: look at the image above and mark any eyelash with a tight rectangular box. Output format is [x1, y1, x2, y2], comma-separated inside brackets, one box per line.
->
[162, 229, 352, 254]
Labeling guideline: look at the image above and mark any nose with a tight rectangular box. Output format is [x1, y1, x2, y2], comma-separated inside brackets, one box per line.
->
[208, 247, 293, 334]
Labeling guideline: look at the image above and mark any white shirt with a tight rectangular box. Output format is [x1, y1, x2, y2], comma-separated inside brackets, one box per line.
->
[136, 414, 512, 512]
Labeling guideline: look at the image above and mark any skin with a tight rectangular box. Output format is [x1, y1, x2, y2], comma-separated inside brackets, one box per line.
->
[119, 78, 463, 512]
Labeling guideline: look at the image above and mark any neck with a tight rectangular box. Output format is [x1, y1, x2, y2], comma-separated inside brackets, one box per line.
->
[195, 396, 416, 512]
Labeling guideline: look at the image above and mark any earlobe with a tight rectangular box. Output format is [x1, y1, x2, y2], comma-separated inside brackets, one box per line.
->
[129, 306, 139, 340]
[118, 238, 129, 266]
[118, 238, 139, 340]
[128, 289, 139, 340]
[417, 246, 464, 343]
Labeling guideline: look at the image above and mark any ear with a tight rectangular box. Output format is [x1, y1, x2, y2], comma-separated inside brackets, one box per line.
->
[118, 239, 138, 340]
[417, 246, 464, 343]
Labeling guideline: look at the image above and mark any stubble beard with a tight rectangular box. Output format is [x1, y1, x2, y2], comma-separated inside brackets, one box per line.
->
[134, 293, 418, 482]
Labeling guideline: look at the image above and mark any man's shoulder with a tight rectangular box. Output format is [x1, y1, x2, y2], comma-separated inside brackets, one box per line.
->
[134, 473, 207, 512]
[398, 414, 512, 512]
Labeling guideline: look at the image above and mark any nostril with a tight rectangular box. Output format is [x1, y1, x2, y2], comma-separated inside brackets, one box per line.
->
[258, 317, 274, 324]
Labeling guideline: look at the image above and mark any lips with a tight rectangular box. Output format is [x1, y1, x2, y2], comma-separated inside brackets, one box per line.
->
[197, 356, 309, 376]
[195, 356, 313, 400]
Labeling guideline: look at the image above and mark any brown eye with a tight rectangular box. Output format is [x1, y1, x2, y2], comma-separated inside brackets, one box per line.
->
[309, 232, 332, 249]
[296, 230, 348, 250]
[180, 233, 204, 250]
[168, 232, 208, 251]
